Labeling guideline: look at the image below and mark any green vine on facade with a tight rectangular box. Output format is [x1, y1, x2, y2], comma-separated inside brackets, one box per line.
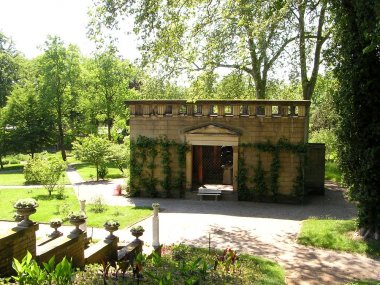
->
[175, 143, 187, 198]
[160, 139, 171, 198]
[237, 154, 250, 201]
[130, 135, 187, 198]
[238, 139, 306, 202]
[270, 151, 280, 201]
[252, 156, 267, 201]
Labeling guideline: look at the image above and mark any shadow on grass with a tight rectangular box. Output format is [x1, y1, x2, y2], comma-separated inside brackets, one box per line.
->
[31, 194, 68, 201]
[106, 173, 125, 179]
[0, 165, 23, 173]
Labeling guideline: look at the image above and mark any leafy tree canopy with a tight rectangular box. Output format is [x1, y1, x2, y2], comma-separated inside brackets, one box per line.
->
[0, 32, 21, 107]
[333, 0, 380, 237]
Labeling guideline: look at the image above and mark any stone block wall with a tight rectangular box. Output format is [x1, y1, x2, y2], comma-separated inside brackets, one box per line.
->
[36, 233, 85, 268]
[84, 237, 119, 264]
[0, 224, 38, 277]
[127, 100, 310, 199]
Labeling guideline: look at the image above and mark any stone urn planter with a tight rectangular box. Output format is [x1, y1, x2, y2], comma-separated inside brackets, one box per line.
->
[130, 225, 145, 241]
[49, 218, 63, 238]
[13, 198, 39, 227]
[104, 220, 120, 240]
[68, 212, 87, 235]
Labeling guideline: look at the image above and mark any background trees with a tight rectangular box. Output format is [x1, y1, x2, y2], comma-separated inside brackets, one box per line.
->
[0, 32, 20, 107]
[37, 36, 81, 161]
[333, 0, 380, 238]
[85, 46, 135, 140]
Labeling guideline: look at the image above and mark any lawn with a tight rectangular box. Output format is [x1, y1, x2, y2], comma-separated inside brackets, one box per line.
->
[325, 161, 343, 183]
[0, 187, 151, 228]
[71, 162, 126, 181]
[298, 218, 380, 257]
[85, 204, 151, 228]
[0, 164, 71, 186]
[0, 187, 80, 222]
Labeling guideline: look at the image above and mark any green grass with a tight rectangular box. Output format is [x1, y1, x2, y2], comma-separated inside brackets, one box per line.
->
[0, 164, 71, 186]
[0, 187, 80, 222]
[298, 218, 380, 257]
[0, 164, 26, 185]
[72, 162, 125, 181]
[85, 205, 151, 228]
[0, 188, 151, 228]
[325, 161, 343, 183]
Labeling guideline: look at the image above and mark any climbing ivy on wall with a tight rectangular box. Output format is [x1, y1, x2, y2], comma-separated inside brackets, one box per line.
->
[175, 144, 188, 198]
[130, 136, 187, 198]
[238, 139, 307, 203]
[252, 156, 267, 201]
[161, 139, 171, 198]
[237, 156, 250, 201]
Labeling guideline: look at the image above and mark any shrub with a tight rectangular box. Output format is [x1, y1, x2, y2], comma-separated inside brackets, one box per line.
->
[90, 196, 106, 213]
[98, 164, 108, 180]
[24, 152, 66, 196]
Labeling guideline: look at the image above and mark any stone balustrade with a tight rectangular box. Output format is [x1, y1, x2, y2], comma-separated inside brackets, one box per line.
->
[126, 99, 310, 118]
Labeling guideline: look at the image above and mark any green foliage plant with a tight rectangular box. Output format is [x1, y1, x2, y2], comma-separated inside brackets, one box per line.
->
[237, 156, 250, 201]
[270, 151, 280, 201]
[253, 156, 267, 201]
[239, 139, 306, 202]
[97, 163, 108, 180]
[14, 198, 38, 208]
[23, 153, 66, 196]
[332, 0, 380, 237]
[175, 143, 187, 198]
[12, 252, 75, 285]
[89, 196, 106, 213]
[107, 142, 129, 174]
[38, 36, 81, 161]
[160, 138, 172, 198]
[130, 136, 187, 198]
[72, 135, 111, 181]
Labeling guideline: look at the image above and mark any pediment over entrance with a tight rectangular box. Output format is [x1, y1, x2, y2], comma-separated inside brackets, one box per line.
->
[184, 124, 240, 146]
[184, 124, 240, 136]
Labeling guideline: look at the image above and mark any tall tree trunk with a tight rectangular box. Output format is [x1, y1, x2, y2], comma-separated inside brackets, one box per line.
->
[57, 107, 66, 161]
[107, 119, 112, 141]
[297, 0, 328, 141]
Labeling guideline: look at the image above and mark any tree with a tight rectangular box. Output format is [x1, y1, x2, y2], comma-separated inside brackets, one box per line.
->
[72, 135, 111, 181]
[90, 0, 297, 99]
[0, 32, 20, 107]
[108, 140, 130, 174]
[24, 153, 66, 196]
[87, 46, 134, 140]
[308, 72, 339, 161]
[291, 0, 332, 100]
[4, 80, 55, 157]
[333, 0, 380, 238]
[37, 36, 81, 161]
[0, 109, 11, 169]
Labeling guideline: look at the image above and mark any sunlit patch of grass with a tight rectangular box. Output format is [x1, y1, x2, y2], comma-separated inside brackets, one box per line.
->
[325, 161, 343, 183]
[298, 218, 380, 257]
[71, 162, 125, 181]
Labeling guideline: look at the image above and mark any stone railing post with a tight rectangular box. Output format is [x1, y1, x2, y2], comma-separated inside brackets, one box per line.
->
[152, 203, 160, 250]
[79, 200, 87, 233]
[232, 105, 240, 116]
[265, 105, 272, 117]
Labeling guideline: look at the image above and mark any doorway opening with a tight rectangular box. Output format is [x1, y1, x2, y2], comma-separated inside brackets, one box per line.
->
[192, 145, 233, 189]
